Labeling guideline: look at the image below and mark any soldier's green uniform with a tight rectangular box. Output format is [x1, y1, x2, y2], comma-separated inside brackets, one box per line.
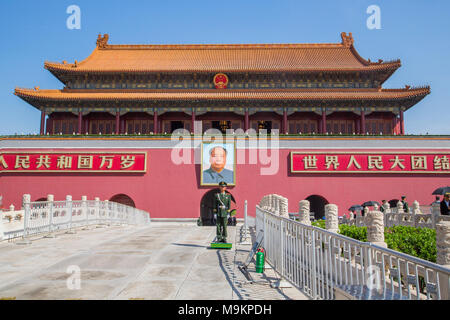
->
[214, 182, 231, 243]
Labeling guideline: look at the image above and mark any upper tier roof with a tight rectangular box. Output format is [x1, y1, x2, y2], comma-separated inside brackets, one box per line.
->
[44, 33, 400, 76]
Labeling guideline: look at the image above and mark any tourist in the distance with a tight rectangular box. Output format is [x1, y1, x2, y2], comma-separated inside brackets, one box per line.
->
[401, 196, 409, 213]
[440, 193, 450, 216]
[433, 196, 440, 205]
[380, 200, 387, 213]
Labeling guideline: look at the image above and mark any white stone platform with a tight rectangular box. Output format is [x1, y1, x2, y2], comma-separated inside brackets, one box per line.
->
[0, 222, 309, 300]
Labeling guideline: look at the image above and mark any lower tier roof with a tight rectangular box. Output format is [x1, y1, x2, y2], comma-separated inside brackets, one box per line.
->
[15, 87, 429, 103]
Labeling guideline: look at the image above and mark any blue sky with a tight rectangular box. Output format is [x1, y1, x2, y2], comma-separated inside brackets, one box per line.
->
[0, 0, 449, 135]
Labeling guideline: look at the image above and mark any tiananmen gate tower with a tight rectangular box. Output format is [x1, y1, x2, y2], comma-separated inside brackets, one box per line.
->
[2, 32, 449, 223]
[14, 32, 430, 136]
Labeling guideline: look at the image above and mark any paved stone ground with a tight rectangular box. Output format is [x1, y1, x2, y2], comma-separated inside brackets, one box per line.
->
[0, 222, 309, 300]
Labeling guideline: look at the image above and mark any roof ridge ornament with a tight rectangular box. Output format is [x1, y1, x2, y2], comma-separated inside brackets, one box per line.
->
[340, 32, 354, 48]
[96, 34, 109, 49]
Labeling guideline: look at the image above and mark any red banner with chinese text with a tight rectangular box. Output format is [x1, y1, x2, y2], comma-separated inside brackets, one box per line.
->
[291, 152, 450, 174]
[0, 152, 147, 173]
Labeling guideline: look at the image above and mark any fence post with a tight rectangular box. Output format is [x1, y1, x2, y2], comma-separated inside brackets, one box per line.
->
[299, 200, 311, 226]
[120, 204, 126, 225]
[95, 197, 102, 228]
[397, 201, 404, 214]
[244, 200, 248, 232]
[325, 204, 339, 233]
[431, 202, 441, 228]
[106, 200, 111, 226]
[16, 194, 32, 245]
[133, 206, 137, 225]
[277, 196, 283, 216]
[44, 194, 56, 238]
[240, 200, 251, 245]
[112, 202, 117, 225]
[82, 196, 89, 230]
[279, 196, 289, 219]
[311, 228, 317, 299]
[412, 201, 420, 215]
[109, 201, 113, 225]
[280, 218, 284, 274]
[66, 195, 76, 234]
[272, 195, 277, 213]
[436, 221, 450, 300]
[263, 209, 267, 254]
[367, 210, 387, 248]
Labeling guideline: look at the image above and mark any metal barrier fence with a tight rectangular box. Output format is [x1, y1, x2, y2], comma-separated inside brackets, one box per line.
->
[5, 196, 150, 241]
[256, 205, 450, 300]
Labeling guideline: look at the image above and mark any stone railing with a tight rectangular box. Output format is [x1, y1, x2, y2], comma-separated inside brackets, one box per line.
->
[0, 194, 151, 242]
[256, 194, 450, 300]
[342, 200, 449, 229]
[259, 194, 289, 219]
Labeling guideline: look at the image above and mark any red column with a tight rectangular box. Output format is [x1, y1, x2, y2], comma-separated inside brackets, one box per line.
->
[40, 111, 46, 135]
[355, 119, 360, 134]
[244, 110, 249, 131]
[84, 118, 89, 134]
[321, 110, 326, 133]
[115, 112, 120, 135]
[120, 118, 125, 134]
[361, 110, 366, 134]
[191, 111, 195, 134]
[393, 116, 399, 135]
[153, 111, 158, 134]
[78, 112, 83, 134]
[283, 109, 288, 134]
[399, 109, 405, 135]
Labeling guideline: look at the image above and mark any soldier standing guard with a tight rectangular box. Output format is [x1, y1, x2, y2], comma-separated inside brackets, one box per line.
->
[214, 181, 231, 243]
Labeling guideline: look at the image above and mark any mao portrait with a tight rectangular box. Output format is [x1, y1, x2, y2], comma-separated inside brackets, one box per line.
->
[201, 142, 236, 186]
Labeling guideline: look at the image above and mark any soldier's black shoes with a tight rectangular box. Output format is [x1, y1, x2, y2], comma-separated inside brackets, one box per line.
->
[222, 238, 227, 243]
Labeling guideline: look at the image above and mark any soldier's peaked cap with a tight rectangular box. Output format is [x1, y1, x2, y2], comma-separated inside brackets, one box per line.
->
[219, 181, 227, 187]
